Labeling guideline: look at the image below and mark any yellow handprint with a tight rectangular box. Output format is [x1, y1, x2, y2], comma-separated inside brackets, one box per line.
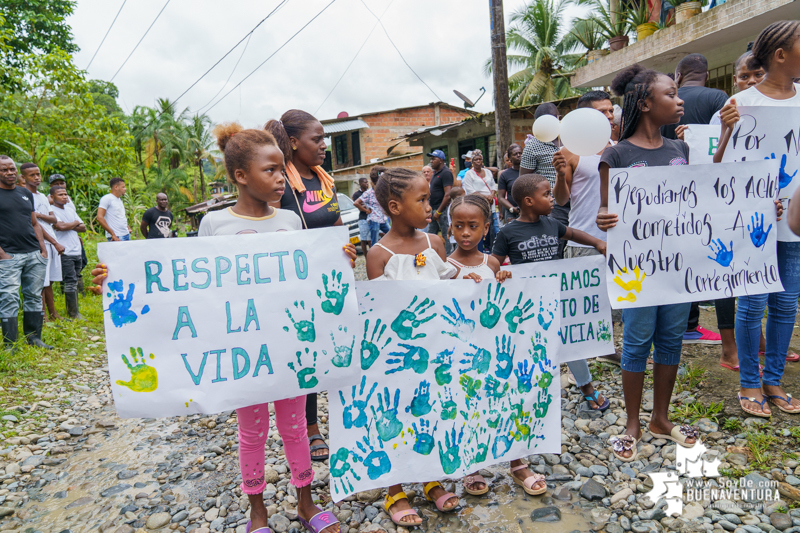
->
[116, 347, 158, 392]
[613, 267, 646, 303]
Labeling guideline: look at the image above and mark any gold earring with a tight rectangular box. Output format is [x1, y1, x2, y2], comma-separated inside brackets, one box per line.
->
[292, 146, 297, 150]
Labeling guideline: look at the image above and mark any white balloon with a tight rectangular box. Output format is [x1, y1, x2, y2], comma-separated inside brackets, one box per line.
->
[560, 108, 611, 156]
[532, 115, 560, 143]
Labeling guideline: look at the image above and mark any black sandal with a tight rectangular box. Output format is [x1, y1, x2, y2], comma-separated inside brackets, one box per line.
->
[308, 434, 329, 462]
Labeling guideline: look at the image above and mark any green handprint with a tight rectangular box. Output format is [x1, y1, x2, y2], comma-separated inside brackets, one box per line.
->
[433, 348, 454, 385]
[530, 332, 550, 369]
[597, 320, 612, 343]
[460, 374, 482, 407]
[116, 347, 158, 392]
[504, 293, 536, 333]
[287, 348, 319, 389]
[316, 270, 350, 315]
[391, 296, 436, 340]
[371, 387, 403, 441]
[438, 425, 464, 475]
[537, 371, 553, 391]
[330, 447, 361, 495]
[533, 389, 552, 419]
[284, 301, 315, 342]
[360, 318, 392, 370]
[465, 427, 490, 468]
[330, 326, 355, 368]
[478, 283, 509, 329]
[483, 375, 509, 399]
[438, 388, 458, 420]
[508, 400, 532, 443]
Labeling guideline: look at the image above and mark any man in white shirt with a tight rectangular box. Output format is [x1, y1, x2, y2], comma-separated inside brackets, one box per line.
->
[52, 186, 86, 318]
[21, 164, 64, 321]
[96, 177, 131, 241]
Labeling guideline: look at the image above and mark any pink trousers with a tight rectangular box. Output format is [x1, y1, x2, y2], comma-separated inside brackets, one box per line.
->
[237, 396, 314, 494]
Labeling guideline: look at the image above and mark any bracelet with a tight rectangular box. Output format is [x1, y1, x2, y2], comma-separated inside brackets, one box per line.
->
[436, 211, 442, 215]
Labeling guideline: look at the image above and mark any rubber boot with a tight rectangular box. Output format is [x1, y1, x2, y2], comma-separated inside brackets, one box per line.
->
[77, 276, 85, 296]
[65, 292, 83, 320]
[1, 316, 18, 354]
[22, 311, 53, 349]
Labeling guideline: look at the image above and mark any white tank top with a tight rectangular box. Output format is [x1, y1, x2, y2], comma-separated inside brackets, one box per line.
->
[447, 254, 495, 280]
[568, 154, 606, 247]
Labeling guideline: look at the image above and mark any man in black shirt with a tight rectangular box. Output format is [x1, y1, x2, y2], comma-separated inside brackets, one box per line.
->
[426, 149, 454, 254]
[352, 177, 370, 255]
[661, 54, 728, 140]
[140, 193, 174, 239]
[0, 155, 51, 352]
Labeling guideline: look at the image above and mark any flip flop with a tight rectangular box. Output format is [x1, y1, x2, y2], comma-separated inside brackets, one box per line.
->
[423, 481, 459, 512]
[609, 435, 638, 462]
[650, 425, 699, 448]
[764, 393, 800, 414]
[308, 434, 329, 462]
[298, 509, 339, 533]
[462, 473, 490, 496]
[737, 394, 772, 418]
[245, 520, 272, 533]
[597, 353, 622, 367]
[719, 362, 739, 371]
[583, 390, 610, 411]
[788, 352, 800, 363]
[384, 491, 421, 526]
[510, 464, 547, 496]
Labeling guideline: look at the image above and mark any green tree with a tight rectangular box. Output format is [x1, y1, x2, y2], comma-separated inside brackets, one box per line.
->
[185, 113, 214, 201]
[88, 79, 122, 115]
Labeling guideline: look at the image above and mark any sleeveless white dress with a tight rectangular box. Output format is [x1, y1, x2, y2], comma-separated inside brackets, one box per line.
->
[375, 232, 457, 281]
[447, 254, 495, 280]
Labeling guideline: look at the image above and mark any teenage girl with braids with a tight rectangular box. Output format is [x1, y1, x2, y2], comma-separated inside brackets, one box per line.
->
[366, 167, 460, 527]
[596, 64, 700, 461]
[713, 21, 800, 416]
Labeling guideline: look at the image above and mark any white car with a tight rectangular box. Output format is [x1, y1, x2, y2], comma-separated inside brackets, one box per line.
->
[337, 193, 361, 247]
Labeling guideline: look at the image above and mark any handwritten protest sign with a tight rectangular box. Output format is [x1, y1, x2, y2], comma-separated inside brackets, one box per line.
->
[722, 106, 800, 241]
[98, 227, 360, 418]
[606, 160, 784, 308]
[685, 125, 720, 165]
[328, 278, 561, 501]
[503, 255, 614, 362]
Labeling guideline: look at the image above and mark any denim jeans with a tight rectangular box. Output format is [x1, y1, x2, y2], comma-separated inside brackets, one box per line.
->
[566, 359, 593, 387]
[736, 241, 800, 389]
[0, 250, 47, 317]
[60, 255, 82, 293]
[107, 233, 131, 242]
[369, 220, 390, 245]
[621, 303, 691, 372]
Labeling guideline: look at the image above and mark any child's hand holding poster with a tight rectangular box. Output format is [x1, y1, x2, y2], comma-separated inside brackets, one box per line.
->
[98, 226, 360, 418]
[606, 160, 784, 308]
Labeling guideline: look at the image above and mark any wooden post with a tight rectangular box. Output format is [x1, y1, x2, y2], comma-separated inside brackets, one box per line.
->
[490, 0, 512, 167]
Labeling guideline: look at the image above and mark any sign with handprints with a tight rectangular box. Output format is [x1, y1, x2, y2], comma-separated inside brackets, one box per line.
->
[98, 227, 360, 418]
[503, 255, 614, 362]
[328, 278, 561, 501]
[606, 160, 783, 309]
[721, 107, 800, 242]
[684, 125, 720, 165]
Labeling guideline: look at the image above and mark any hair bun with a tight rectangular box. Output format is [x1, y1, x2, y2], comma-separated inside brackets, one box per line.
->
[213, 122, 244, 152]
[610, 64, 646, 97]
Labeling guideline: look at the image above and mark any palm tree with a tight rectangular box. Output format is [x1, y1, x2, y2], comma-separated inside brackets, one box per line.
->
[185, 113, 214, 201]
[490, 0, 584, 106]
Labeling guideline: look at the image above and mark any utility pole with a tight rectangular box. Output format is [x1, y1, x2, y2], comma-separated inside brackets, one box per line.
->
[490, 0, 512, 168]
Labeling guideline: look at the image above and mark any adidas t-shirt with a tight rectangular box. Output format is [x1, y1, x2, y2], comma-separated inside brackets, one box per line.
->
[492, 216, 567, 264]
[280, 172, 340, 229]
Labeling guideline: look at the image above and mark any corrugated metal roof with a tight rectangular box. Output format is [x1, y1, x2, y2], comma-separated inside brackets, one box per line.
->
[323, 119, 370, 135]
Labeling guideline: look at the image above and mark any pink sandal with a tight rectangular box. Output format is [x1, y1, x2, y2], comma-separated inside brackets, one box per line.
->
[423, 481, 458, 512]
[462, 473, 490, 496]
[510, 464, 547, 496]
[384, 492, 421, 526]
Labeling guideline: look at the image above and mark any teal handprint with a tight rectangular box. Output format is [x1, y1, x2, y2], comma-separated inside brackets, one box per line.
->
[386, 343, 429, 375]
[370, 387, 403, 442]
[316, 270, 350, 315]
[530, 332, 551, 372]
[433, 348, 454, 385]
[597, 320, 612, 343]
[537, 295, 556, 331]
[330, 447, 361, 495]
[514, 359, 534, 393]
[494, 334, 515, 379]
[460, 374, 482, 408]
[287, 348, 319, 389]
[360, 318, 392, 370]
[339, 375, 377, 429]
[491, 418, 514, 459]
[465, 427, 490, 468]
[391, 296, 436, 340]
[477, 283, 509, 329]
[460, 343, 492, 374]
[504, 293, 536, 333]
[442, 298, 475, 341]
[406, 380, 433, 417]
[330, 326, 355, 368]
[352, 435, 391, 480]
[483, 375, 509, 399]
[438, 387, 457, 420]
[284, 301, 315, 342]
[534, 389, 552, 419]
[411, 419, 438, 455]
[438, 425, 464, 475]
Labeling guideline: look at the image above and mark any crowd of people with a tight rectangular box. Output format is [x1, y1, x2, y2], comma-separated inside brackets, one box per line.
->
[1, 18, 798, 533]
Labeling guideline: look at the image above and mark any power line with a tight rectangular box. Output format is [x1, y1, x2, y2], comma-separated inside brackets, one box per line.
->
[85, 0, 127, 72]
[357, 0, 441, 101]
[197, 33, 254, 113]
[110, 0, 172, 82]
[205, 0, 340, 114]
[314, 0, 395, 115]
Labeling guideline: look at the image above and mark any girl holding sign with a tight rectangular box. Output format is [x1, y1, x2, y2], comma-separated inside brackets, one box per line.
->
[713, 21, 800, 416]
[596, 64, 700, 461]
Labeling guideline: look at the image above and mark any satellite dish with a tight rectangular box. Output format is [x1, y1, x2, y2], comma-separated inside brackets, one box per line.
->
[453, 88, 487, 109]
[337, 111, 349, 119]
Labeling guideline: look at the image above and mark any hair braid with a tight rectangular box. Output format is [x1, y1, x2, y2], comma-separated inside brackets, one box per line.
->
[610, 64, 660, 142]
[374, 167, 420, 213]
[450, 193, 492, 224]
[751, 21, 800, 72]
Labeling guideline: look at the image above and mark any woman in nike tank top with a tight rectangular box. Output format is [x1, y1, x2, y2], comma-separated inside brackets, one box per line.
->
[266, 110, 343, 462]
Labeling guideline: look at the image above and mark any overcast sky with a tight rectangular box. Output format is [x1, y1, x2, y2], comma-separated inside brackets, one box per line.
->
[69, 0, 585, 128]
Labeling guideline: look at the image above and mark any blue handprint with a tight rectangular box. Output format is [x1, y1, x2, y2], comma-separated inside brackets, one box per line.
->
[330, 447, 361, 495]
[707, 239, 734, 267]
[438, 387, 458, 421]
[105, 280, 142, 327]
[411, 418, 438, 455]
[460, 343, 492, 374]
[766, 153, 797, 189]
[476, 283, 509, 329]
[494, 335, 515, 379]
[386, 343, 429, 375]
[352, 435, 391, 480]
[360, 318, 392, 370]
[432, 348, 454, 385]
[438, 425, 464, 474]
[391, 296, 436, 340]
[370, 387, 403, 442]
[537, 295, 556, 331]
[748, 212, 773, 249]
[483, 375, 509, 399]
[491, 418, 514, 459]
[339, 375, 377, 429]
[514, 359, 534, 394]
[442, 298, 475, 341]
[406, 380, 433, 417]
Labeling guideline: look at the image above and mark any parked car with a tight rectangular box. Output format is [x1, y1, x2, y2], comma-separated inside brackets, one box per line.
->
[338, 193, 361, 247]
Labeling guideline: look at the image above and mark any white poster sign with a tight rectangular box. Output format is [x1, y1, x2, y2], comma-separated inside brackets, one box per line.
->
[98, 227, 360, 418]
[685, 125, 720, 165]
[504, 255, 614, 362]
[722, 106, 800, 241]
[328, 279, 561, 501]
[606, 160, 784, 309]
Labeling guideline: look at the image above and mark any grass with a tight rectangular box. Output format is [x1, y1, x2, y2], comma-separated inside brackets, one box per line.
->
[671, 401, 724, 423]
[722, 417, 743, 432]
[676, 363, 707, 393]
[746, 425, 777, 470]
